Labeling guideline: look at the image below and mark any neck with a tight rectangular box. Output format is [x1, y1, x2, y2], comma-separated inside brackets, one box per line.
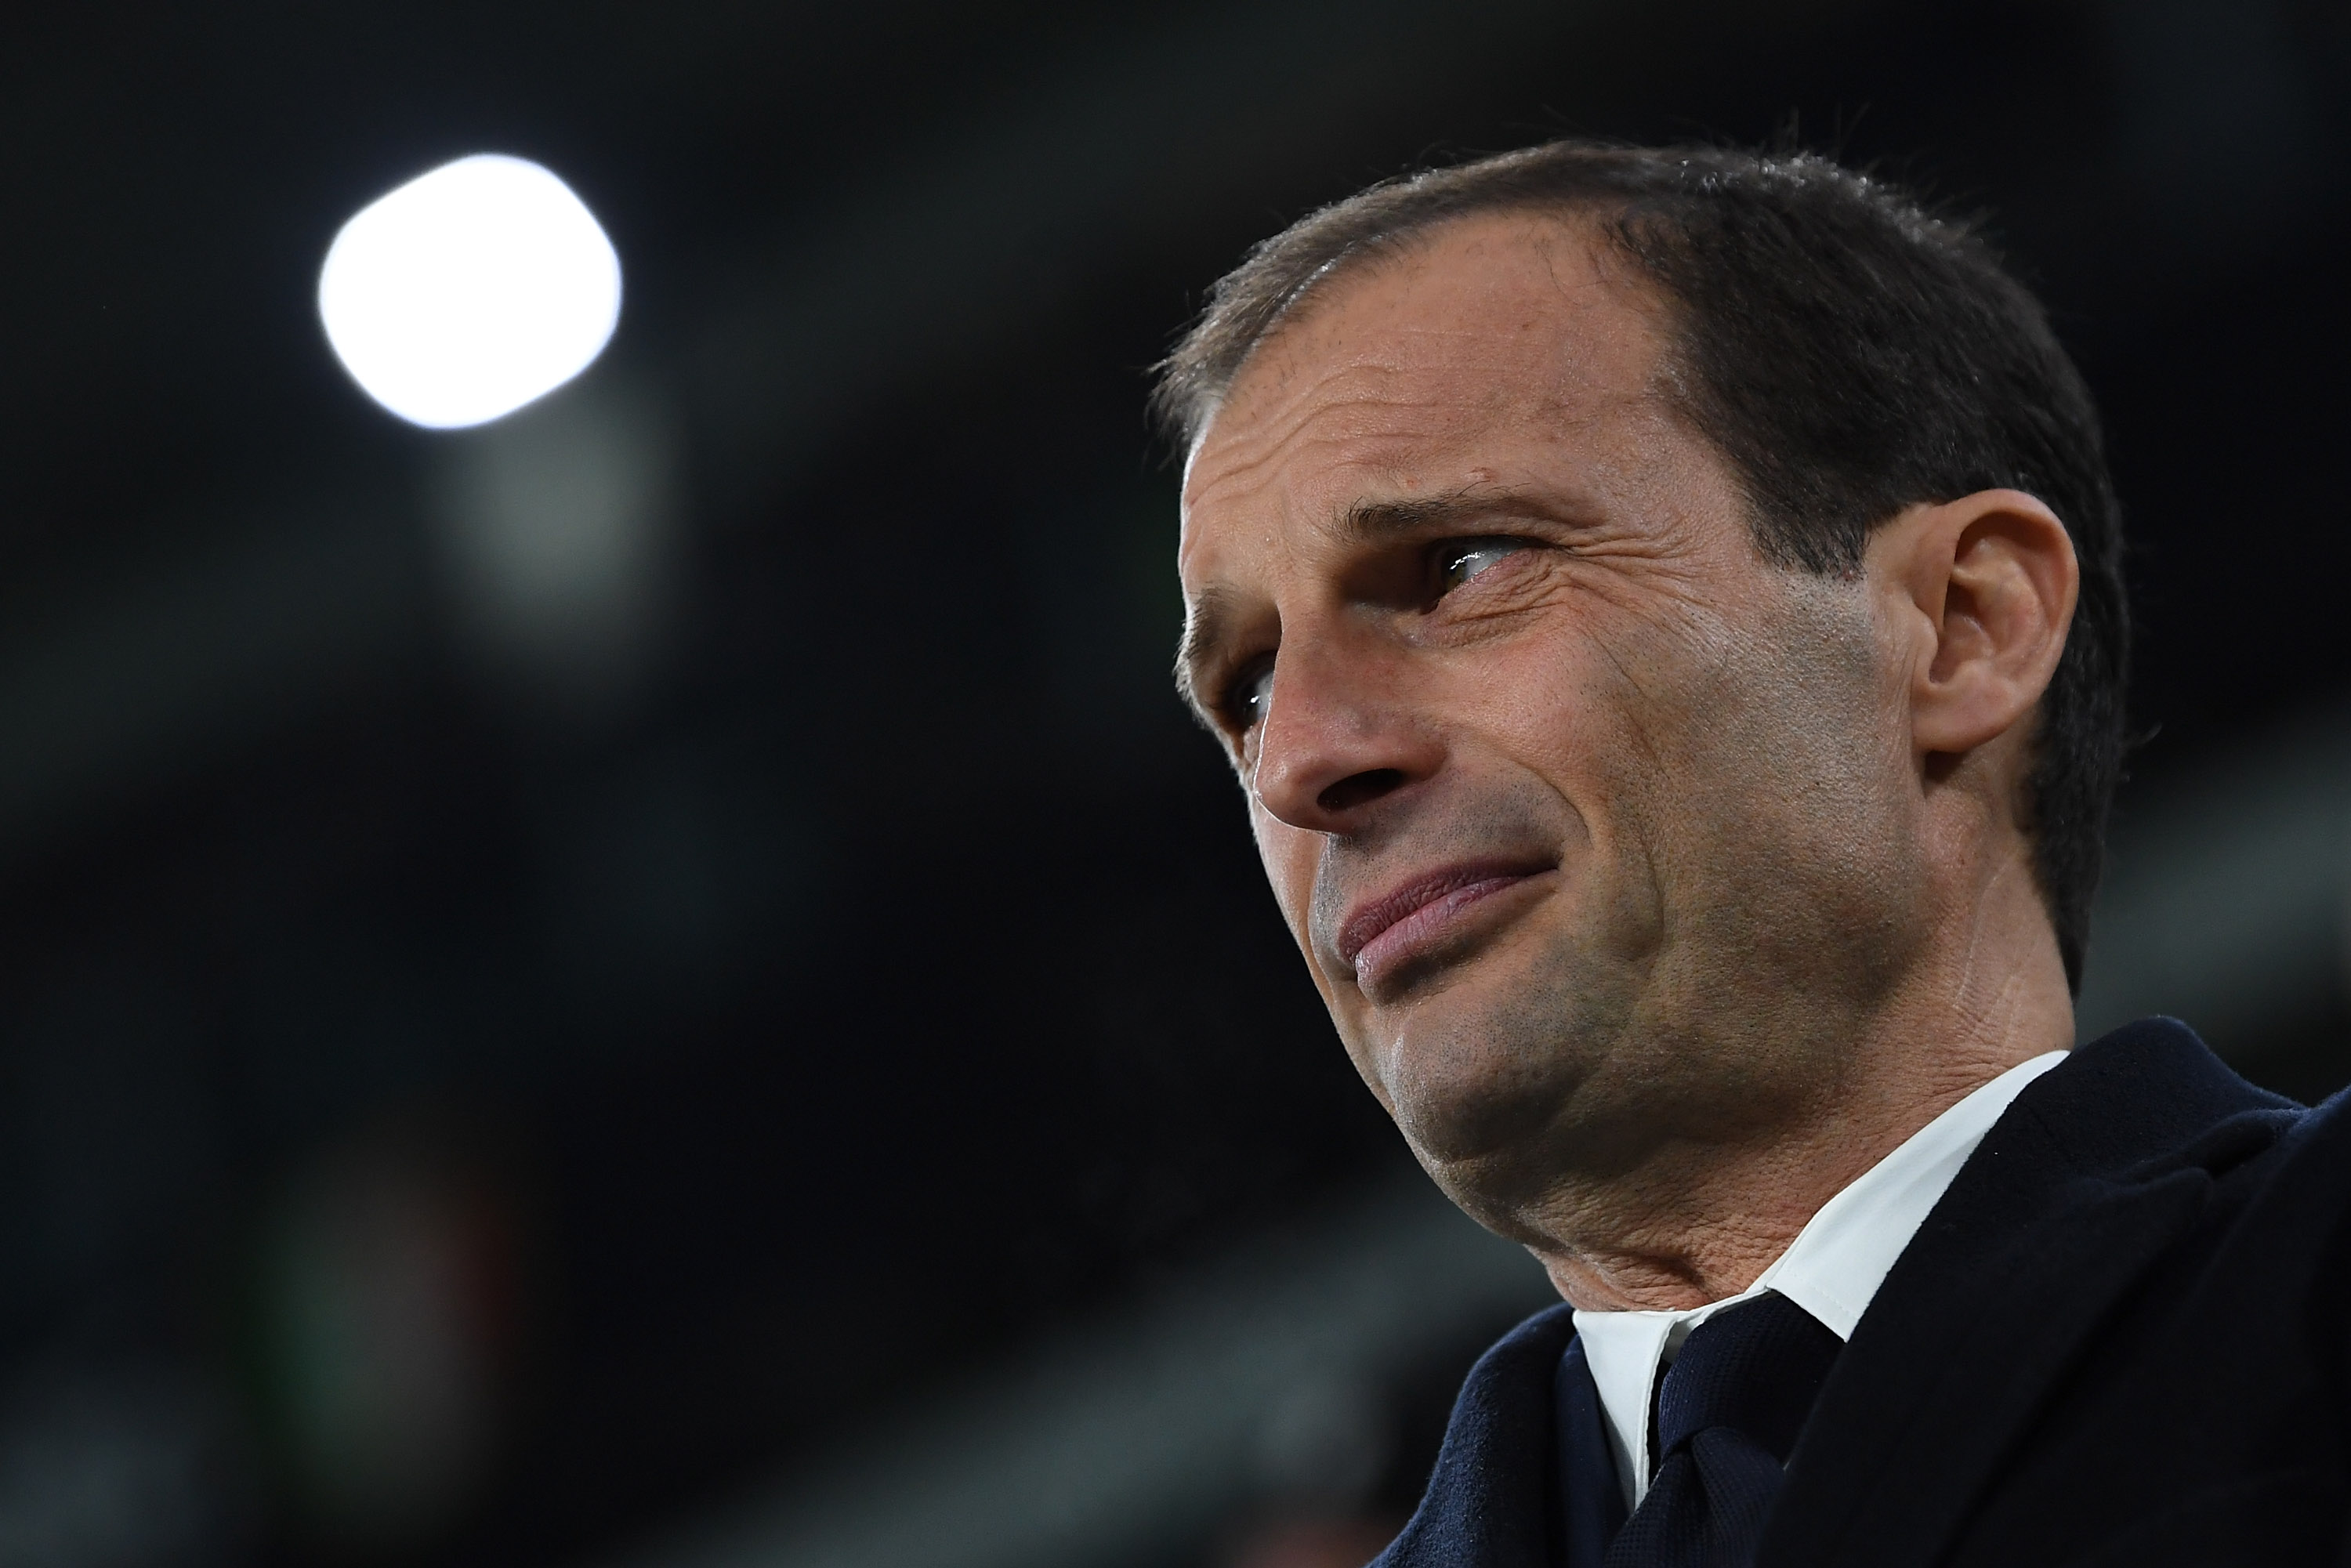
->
[1520, 856, 2074, 1313]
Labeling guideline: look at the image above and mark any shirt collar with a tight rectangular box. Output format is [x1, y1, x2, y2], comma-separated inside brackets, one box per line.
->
[1570, 1050, 2067, 1508]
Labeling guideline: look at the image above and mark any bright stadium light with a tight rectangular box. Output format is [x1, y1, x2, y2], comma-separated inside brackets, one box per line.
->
[317, 154, 622, 430]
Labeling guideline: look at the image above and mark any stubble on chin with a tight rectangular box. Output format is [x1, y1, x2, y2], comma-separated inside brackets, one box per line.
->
[1377, 875, 1654, 1232]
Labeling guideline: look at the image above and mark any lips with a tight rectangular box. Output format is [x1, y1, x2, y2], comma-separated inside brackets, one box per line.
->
[1336, 861, 1549, 989]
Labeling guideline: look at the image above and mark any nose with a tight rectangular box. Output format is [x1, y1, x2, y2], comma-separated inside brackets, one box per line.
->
[1249, 634, 1444, 834]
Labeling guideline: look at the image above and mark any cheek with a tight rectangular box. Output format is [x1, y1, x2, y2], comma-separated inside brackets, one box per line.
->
[1464, 634, 1625, 833]
[1625, 598, 1909, 914]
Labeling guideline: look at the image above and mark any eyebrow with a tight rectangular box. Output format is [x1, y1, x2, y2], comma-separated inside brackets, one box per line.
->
[1334, 487, 1520, 545]
[1173, 484, 1566, 722]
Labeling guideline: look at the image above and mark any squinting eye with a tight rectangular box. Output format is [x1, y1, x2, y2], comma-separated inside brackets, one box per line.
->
[1226, 657, 1275, 731]
[1437, 538, 1529, 594]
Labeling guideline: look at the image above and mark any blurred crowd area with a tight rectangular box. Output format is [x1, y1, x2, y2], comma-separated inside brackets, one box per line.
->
[5, 2, 2351, 1566]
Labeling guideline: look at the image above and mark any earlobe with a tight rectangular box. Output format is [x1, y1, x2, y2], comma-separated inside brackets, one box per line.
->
[1878, 489, 2079, 760]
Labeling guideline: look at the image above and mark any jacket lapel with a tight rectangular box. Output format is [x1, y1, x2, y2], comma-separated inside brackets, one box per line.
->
[1556, 1335, 1628, 1568]
[1759, 1019, 2297, 1567]
[1378, 1302, 1577, 1568]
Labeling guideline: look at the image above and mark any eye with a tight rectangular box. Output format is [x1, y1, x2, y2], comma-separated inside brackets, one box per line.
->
[1224, 656, 1275, 732]
[1436, 537, 1530, 595]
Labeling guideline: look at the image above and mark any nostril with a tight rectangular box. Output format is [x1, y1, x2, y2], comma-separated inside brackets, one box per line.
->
[1317, 768, 1407, 815]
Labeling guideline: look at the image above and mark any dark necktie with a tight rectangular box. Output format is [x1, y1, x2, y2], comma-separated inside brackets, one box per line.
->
[1599, 1291, 1842, 1568]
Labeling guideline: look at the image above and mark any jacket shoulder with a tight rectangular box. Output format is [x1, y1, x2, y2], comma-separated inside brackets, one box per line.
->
[1375, 1302, 1574, 1568]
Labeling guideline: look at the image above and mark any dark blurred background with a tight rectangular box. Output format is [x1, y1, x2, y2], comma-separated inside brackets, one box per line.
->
[3, 2, 2350, 1566]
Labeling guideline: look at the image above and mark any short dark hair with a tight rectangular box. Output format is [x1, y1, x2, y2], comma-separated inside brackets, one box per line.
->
[1154, 141, 2127, 992]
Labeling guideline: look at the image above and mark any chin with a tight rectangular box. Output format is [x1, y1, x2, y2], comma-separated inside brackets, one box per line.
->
[1374, 980, 1607, 1168]
[1362, 915, 1648, 1190]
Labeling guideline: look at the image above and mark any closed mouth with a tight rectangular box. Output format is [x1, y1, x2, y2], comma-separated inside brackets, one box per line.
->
[1337, 861, 1550, 987]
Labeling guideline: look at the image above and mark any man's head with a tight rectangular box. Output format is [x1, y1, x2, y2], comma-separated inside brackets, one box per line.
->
[1161, 144, 2124, 1271]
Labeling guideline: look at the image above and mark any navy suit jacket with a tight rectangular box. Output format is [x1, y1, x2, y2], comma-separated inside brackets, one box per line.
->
[1376, 1018, 2351, 1566]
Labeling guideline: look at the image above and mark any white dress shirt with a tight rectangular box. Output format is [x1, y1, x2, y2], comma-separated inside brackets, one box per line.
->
[1571, 1050, 2067, 1508]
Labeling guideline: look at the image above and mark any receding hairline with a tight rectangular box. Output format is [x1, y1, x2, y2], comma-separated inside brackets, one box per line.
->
[1176, 200, 1659, 460]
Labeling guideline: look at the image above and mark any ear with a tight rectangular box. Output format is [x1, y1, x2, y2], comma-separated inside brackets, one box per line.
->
[1871, 489, 2079, 761]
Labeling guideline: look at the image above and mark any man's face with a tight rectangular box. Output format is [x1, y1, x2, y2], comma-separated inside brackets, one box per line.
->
[1176, 215, 1930, 1230]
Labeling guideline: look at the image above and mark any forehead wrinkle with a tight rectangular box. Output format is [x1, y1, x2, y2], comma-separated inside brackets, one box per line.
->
[1196, 357, 1434, 489]
[1193, 284, 1665, 528]
[1177, 213, 1684, 708]
[1204, 386, 1457, 523]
